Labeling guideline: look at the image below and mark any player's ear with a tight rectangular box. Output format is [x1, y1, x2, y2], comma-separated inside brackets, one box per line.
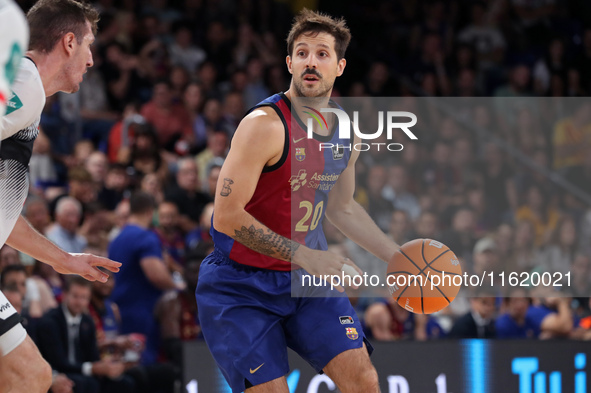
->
[62, 32, 76, 56]
[286, 55, 293, 75]
[336, 58, 346, 77]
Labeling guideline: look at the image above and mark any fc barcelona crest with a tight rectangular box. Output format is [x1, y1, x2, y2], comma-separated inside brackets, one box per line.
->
[296, 147, 306, 162]
[346, 327, 358, 340]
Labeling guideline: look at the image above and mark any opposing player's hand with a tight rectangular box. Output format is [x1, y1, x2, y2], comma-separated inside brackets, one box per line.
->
[292, 246, 363, 293]
[52, 253, 121, 283]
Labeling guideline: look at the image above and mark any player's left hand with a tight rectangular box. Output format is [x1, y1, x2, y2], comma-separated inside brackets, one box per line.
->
[52, 253, 121, 282]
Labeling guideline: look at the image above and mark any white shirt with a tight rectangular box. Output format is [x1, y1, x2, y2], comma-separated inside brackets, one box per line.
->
[0, 0, 29, 116]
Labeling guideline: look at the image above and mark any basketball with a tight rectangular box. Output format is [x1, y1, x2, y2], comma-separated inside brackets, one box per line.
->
[386, 239, 462, 314]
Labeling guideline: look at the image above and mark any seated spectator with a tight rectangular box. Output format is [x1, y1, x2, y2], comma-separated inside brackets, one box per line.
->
[364, 299, 441, 341]
[165, 158, 212, 232]
[552, 102, 591, 171]
[155, 251, 204, 367]
[388, 210, 411, 246]
[496, 289, 537, 338]
[0, 264, 42, 319]
[515, 184, 560, 246]
[140, 80, 192, 152]
[155, 201, 186, 272]
[185, 203, 214, 252]
[448, 295, 496, 339]
[49, 167, 97, 220]
[46, 197, 88, 254]
[24, 196, 52, 234]
[528, 295, 574, 339]
[90, 271, 177, 393]
[195, 130, 228, 183]
[37, 277, 135, 393]
[382, 165, 421, 221]
[203, 159, 223, 197]
[538, 216, 579, 275]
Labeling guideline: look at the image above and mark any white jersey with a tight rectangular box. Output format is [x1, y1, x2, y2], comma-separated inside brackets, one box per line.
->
[0, 58, 44, 249]
[0, 0, 29, 116]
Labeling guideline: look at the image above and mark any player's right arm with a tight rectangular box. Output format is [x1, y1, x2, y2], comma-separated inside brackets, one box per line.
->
[214, 107, 357, 288]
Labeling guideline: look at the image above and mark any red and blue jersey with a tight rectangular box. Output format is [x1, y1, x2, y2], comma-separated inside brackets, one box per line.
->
[212, 92, 352, 271]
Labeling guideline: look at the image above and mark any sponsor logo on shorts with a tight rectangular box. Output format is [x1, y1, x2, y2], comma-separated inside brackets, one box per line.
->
[339, 316, 354, 325]
[249, 363, 264, 374]
[346, 327, 358, 340]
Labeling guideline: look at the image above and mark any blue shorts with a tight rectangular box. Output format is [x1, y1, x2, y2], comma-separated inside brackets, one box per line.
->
[195, 249, 373, 393]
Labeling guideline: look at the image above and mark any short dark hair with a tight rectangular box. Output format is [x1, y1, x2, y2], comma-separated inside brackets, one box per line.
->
[286, 8, 351, 60]
[27, 0, 99, 53]
[0, 265, 27, 288]
[129, 192, 156, 215]
[64, 275, 92, 292]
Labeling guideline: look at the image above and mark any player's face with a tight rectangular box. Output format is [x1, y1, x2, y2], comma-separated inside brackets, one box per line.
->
[287, 32, 346, 97]
[64, 21, 94, 93]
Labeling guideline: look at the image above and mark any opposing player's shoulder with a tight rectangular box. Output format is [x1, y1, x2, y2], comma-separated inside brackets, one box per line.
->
[1, 59, 45, 139]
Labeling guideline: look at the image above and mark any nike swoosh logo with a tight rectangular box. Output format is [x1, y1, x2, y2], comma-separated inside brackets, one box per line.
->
[250, 363, 265, 374]
[293, 136, 306, 143]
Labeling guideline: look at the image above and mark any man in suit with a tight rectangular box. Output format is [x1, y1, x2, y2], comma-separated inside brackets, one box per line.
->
[449, 295, 497, 339]
[37, 276, 135, 393]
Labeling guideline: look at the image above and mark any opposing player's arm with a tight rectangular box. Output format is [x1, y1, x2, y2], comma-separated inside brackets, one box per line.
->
[6, 215, 120, 282]
[325, 135, 400, 263]
[213, 107, 300, 261]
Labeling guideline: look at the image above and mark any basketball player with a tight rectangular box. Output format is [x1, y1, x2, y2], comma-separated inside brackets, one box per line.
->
[0, 1, 121, 392]
[196, 9, 399, 393]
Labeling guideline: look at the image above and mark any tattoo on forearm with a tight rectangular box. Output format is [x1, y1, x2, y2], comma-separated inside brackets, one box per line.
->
[220, 178, 234, 197]
[233, 224, 299, 261]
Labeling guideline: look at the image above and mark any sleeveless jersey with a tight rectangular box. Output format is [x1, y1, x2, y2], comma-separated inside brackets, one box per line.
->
[0, 57, 44, 249]
[212, 92, 352, 271]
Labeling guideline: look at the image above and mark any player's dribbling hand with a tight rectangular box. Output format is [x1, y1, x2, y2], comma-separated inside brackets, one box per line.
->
[292, 246, 363, 293]
[52, 253, 121, 283]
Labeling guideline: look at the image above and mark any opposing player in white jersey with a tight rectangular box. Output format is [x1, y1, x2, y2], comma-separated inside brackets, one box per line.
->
[0, 1, 121, 392]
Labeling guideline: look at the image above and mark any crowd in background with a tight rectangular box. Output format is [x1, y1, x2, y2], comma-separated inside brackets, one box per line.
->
[3, 0, 591, 391]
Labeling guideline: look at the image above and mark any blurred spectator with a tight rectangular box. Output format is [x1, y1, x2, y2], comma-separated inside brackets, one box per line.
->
[553, 102, 591, 171]
[528, 296, 574, 339]
[185, 203, 215, 253]
[533, 38, 567, 95]
[382, 165, 421, 221]
[165, 158, 212, 232]
[155, 251, 204, 368]
[140, 80, 192, 152]
[168, 23, 206, 73]
[30, 130, 59, 189]
[37, 277, 135, 393]
[388, 210, 411, 246]
[448, 296, 496, 338]
[472, 237, 501, 277]
[496, 288, 537, 338]
[477, 143, 517, 222]
[140, 173, 164, 205]
[364, 299, 439, 341]
[89, 271, 177, 393]
[183, 82, 207, 151]
[23, 197, 52, 234]
[538, 216, 579, 275]
[457, 2, 505, 69]
[515, 184, 560, 246]
[570, 254, 591, 299]
[440, 207, 477, 263]
[49, 167, 97, 220]
[195, 130, 228, 183]
[411, 211, 440, 240]
[47, 197, 88, 254]
[0, 264, 42, 319]
[507, 219, 540, 273]
[221, 91, 244, 135]
[155, 201, 186, 272]
[365, 165, 393, 232]
[109, 192, 180, 365]
[203, 160, 223, 197]
[494, 64, 532, 97]
[565, 146, 591, 198]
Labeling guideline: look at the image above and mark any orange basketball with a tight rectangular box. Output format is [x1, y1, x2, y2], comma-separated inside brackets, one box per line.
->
[386, 239, 462, 314]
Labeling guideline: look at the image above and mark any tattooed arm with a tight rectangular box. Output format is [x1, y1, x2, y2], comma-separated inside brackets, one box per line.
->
[213, 106, 355, 285]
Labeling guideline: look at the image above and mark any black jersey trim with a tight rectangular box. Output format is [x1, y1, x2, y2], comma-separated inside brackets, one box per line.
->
[0, 313, 22, 337]
[247, 103, 289, 173]
[279, 92, 339, 143]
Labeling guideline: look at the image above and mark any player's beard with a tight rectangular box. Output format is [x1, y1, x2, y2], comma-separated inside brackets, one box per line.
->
[293, 72, 332, 98]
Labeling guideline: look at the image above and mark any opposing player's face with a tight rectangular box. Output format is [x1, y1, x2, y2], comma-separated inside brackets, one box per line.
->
[65, 21, 94, 93]
[287, 32, 346, 97]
